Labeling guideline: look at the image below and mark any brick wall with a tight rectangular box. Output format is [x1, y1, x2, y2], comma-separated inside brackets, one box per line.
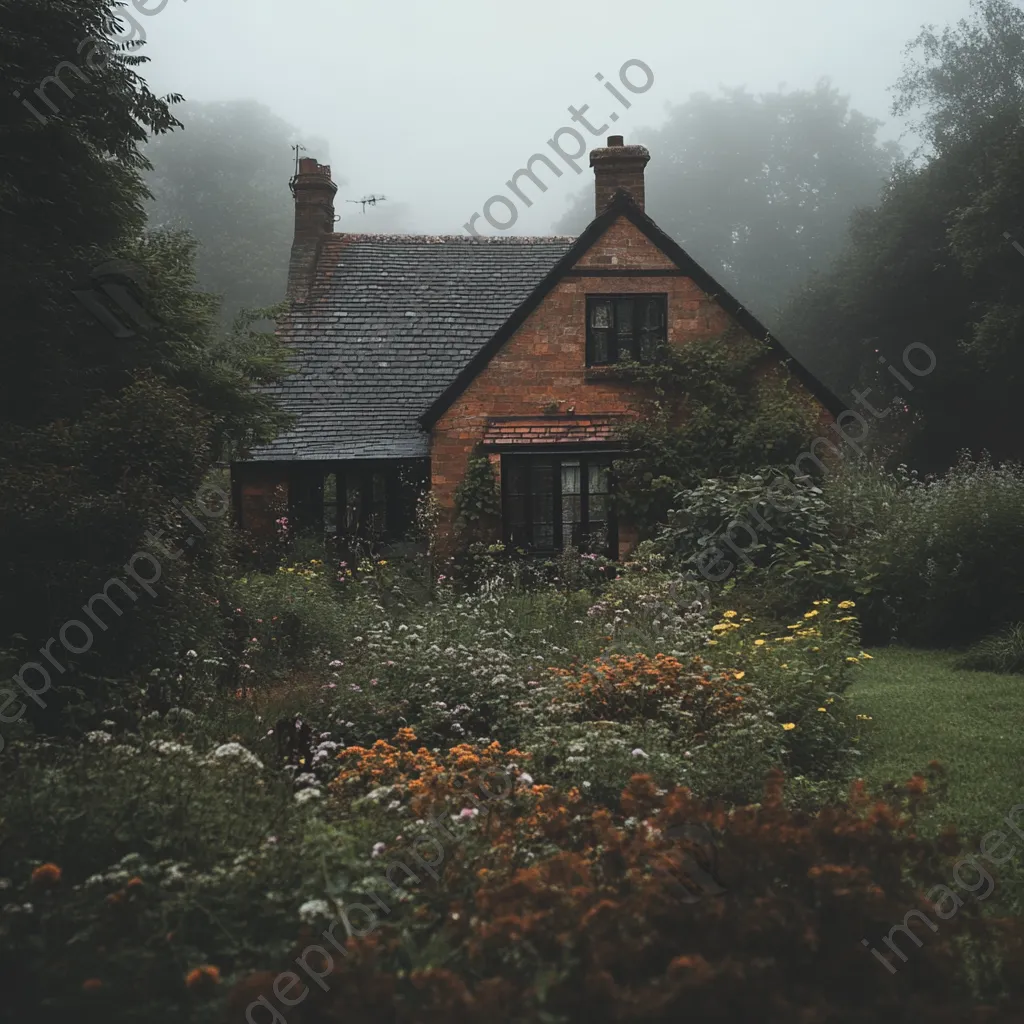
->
[430, 214, 825, 558]
[233, 463, 289, 539]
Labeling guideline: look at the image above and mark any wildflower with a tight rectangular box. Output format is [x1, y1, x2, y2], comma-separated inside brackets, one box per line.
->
[803, 610, 819, 619]
[780, 663, 788, 669]
[210, 742, 263, 770]
[378, 560, 388, 566]
[859, 651, 874, 660]
[328, 659, 343, 669]
[185, 965, 221, 991]
[31, 863, 61, 887]
[294, 788, 322, 805]
[781, 723, 796, 731]
[298, 899, 332, 924]
[846, 656, 860, 664]
[371, 842, 387, 858]
[856, 714, 873, 721]
[711, 624, 730, 633]
[458, 807, 480, 820]
[126, 876, 144, 889]
[733, 671, 745, 680]
[838, 600, 856, 609]
[631, 748, 649, 759]
[82, 979, 103, 993]
[185, 649, 198, 659]
[753, 639, 766, 646]
[722, 610, 737, 619]
[516, 771, 534, 787]
[817, 707, 827, 713]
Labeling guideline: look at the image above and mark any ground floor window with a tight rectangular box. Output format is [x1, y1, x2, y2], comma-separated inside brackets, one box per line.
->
[502, 453, 616, 556]
[288, 459, 427, 542]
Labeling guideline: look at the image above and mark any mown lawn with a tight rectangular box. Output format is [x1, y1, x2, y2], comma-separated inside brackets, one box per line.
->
[850, 647, 1024, 832]
[849, 646, 1024, 910]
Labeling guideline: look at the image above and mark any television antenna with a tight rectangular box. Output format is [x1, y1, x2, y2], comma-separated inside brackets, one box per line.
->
[346, 194, 389, 214]
[288, 143, 307, 196]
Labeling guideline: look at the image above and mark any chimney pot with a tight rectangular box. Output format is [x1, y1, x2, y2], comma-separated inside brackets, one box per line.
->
[589, 137, 651, 216]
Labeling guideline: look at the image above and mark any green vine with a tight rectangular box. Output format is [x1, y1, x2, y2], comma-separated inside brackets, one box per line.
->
[611, 330, 822, 535]
[454, 446, 501, 542]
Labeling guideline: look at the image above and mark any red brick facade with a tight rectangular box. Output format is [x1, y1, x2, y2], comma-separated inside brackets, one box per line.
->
[429, 216, 822, 558]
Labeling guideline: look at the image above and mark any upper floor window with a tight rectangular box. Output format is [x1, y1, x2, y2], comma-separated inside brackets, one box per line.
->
[586, 294, 667, 366]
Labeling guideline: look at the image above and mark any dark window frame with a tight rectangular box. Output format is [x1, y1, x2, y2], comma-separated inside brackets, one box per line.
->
[288, 459, 427, 541]
[501, 452, 618, 558]
[585, 293, 668, 366]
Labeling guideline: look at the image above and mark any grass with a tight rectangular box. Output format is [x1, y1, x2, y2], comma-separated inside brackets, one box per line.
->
[850, 647, 1024, 832]
[849, 646, 1024, 911]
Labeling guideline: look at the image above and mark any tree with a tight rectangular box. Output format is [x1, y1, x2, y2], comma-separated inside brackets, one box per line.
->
[556, 81, 900, 355]
[0, 0, 291, 726]
[780, 0, 1024, 469]
[144, 100, 334, 321]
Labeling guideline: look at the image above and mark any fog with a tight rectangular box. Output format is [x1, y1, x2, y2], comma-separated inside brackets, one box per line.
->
[139, 0, 974, 236]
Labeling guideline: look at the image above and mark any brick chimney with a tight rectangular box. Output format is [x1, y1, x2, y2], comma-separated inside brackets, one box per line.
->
[590, 135, 650, 216]
[287, 157, 338, 302]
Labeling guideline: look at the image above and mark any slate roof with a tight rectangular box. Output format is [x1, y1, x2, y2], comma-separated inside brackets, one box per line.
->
[247, 233, 576, 461]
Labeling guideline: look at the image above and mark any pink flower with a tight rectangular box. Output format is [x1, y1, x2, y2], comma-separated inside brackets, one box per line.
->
[458, 807, 479, 821]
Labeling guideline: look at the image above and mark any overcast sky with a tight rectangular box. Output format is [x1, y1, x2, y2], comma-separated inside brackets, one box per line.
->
[139, 0, 975, 235]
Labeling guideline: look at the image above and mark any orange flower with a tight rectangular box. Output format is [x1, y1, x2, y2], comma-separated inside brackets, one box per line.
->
[31, 863, 61, 887]
[82, 978, 103, 993]
[126, 876, 144, 889]
[185, 965, 221, 991]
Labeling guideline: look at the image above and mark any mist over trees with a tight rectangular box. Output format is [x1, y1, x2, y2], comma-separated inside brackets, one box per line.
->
[555, 81, 902, 357]
[143, 100, 331, 321]
[781, 0, 1024, 469]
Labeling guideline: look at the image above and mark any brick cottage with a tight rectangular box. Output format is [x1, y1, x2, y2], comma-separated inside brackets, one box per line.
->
[232, 137, 841, 558]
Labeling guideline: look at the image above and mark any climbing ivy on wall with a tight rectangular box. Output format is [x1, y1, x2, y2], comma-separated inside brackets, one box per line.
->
[611, 330, 823, 535]
[454, 446, 501, 543]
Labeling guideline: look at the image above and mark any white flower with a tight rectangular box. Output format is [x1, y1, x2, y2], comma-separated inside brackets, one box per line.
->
[371, 842, 387, 858]
[294, 773, 318, 787]
[86, 730, 113, 745]
[328, 660, 343, 669]
[631, 748, 649, 759]
[294, 788, 322, 805]
[298, 898, 332, 924]
[186, 649, 198, 659]
[210, 742, 263, 770]
[516, 772, 534, 788]
[149, 740, 193, 757]
[0, 879, 10, 891]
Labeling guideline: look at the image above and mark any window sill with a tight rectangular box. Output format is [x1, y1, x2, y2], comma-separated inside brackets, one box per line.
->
[584, 365, 635, 382]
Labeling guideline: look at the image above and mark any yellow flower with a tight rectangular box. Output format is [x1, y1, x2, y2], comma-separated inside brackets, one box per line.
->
[741, 616, 753, 622]
[859, 651, 873, 660]
[779, 636, 796, 643]
[754, 639, 766, 646]
[780, 663, 788, 669]
[706, 640, 718, 645]
[722, 610, 738, 619]
[845, 656, 860, 664]
[804, 610, 819, 619]
[813, 600, 822, 605]
[856, 714, 873, 721]
[712, 624, 730, 632]
[733, 671, 745, 680]
[838, 600, 856, 609]
[837, 616, 857, 622]
[811, 646, 820, 652]
[378, 559, 388, 566]
[787, 624, 801, 630]
[817, 707, 827, 712]
[781, 722, 796, 731]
